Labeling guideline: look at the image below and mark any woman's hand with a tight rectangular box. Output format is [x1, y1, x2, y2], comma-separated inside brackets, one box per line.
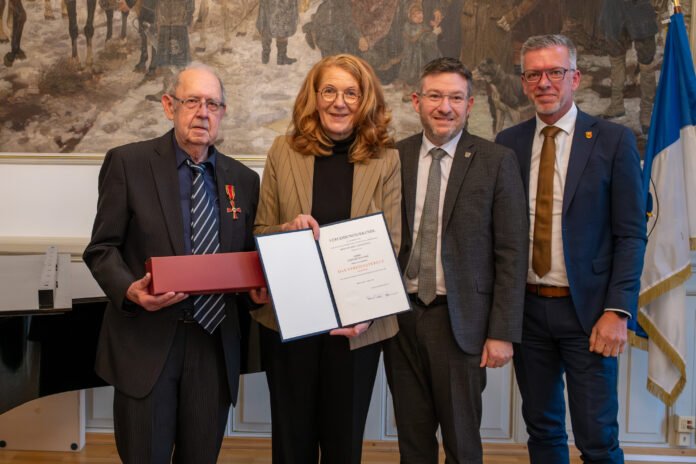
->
[330, 321, 371, 338]
[281, 214, 320, 239]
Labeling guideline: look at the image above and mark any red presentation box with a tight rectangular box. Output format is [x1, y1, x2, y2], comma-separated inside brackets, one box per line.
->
[146, 251, 266, 295]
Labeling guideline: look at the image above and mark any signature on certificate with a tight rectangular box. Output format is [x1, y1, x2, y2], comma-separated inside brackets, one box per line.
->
[366, 291, 399, 301]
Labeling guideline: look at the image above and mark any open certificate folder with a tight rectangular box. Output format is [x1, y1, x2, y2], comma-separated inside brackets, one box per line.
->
[255, 213, 411, 341]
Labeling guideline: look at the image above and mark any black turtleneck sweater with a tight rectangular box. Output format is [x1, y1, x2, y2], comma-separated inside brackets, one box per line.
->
[311, 134, 355, 225]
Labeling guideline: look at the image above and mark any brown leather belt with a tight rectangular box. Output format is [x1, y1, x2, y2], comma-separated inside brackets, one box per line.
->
[180, 308, 197, 323]
[526, 284, 571, 298]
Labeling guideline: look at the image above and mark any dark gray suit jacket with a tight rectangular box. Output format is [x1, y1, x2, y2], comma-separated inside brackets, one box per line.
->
[397, 131, 528, 354]
[83, 130, 260, 403]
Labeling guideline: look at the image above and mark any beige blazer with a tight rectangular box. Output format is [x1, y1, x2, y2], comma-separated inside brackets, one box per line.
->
[253, 135, 402, 350]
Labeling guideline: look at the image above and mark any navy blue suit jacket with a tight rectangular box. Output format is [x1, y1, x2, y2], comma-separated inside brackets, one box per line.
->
[495, 110, 647, 334]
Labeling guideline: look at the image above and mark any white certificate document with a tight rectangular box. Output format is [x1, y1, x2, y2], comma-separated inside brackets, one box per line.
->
[255, 229, 339, 341]
[318, 214, 410, 326]
[255, 213, 410, 342]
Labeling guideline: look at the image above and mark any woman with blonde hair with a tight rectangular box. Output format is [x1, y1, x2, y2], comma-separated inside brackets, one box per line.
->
[254, 54, 401, 463]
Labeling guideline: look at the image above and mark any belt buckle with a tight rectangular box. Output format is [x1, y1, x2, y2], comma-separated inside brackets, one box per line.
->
[181, 309, 196, 323]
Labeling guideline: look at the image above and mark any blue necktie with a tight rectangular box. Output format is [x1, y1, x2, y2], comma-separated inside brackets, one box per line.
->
[187, 159, 226, 333]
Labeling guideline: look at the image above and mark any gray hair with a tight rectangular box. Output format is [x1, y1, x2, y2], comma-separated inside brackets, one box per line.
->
[418, 57, 473, 97]
[520, 34, 577, 71]
[168, 62, 226, 105]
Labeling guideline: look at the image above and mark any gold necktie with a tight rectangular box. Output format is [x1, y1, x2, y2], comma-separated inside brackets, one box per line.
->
[533, 125, 561, 277]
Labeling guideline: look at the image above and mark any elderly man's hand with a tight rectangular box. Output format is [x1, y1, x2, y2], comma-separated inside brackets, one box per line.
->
[480, 338, 513, 368]
[126, 273, 188, 311]
[249, 287, 269, 304]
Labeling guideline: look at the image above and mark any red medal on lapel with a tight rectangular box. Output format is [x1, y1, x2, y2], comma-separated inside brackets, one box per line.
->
[225, 185, 242, 219]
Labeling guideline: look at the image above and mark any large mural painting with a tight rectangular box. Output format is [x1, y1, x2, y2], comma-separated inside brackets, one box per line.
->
[0, 0, 691, 155]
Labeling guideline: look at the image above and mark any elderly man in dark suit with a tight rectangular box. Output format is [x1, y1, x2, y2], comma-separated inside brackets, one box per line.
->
[383, 57, 528, 464]
[83, 65, 261, 463]
[495, 34, 646, 463]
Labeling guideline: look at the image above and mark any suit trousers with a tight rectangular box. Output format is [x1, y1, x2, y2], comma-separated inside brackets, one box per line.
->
[514, 293, 623, 464]
[383, 302, 486, 464]
[259, 325, 381, 464]
[113, 321, 231, 464]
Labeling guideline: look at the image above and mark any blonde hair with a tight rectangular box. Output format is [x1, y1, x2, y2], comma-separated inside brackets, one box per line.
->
[289, 54, 394, 162]
[408, 1, 423, 20]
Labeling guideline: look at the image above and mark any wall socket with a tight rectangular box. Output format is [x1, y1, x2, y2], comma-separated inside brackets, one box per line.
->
[676, 432, 691, 447]
[673, 415, 695, 447]
[676, 415, 695, 433]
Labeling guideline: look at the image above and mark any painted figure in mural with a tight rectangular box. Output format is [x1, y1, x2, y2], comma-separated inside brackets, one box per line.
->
[422, 0, 464, 59]
[256, 0, 297, 65]
[350, 0, 404, 83]
[475, 56, 534, 134]
[303, 0, 357, 57]
[459, 0, 539, 73]
[195, 0, 235, 53]
[599, 0, 659, 134]
[2, 0, 25, 66]
[303, 0, 405, 83]
[0, 0, 6, 44]
[144, 0, 194, 100]
[133, 0, 158, 72]
[560, 0, 606, 54]
[496, 34, 646, 464]
[399, 1, 441, 101]
[153, 0, 193, 68]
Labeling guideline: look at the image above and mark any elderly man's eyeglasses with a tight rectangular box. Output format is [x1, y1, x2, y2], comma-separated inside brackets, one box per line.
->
[417, 92, 469, 105]
[170, 95, 225, 113]
[521, 67, 573, 83]
[317, 87, 362, 105]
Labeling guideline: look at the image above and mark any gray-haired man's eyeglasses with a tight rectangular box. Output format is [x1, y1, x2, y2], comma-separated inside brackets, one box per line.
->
[521, 67, 573, 83]
[170, 95, 226, 113]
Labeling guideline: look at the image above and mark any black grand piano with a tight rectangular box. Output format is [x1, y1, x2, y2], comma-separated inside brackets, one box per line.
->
[0, 249, 260, 417]
[0, 251, 108, 415]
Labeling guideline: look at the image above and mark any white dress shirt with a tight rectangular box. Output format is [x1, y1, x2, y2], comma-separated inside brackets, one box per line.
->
[528, 104, 629, 317]
[527, 104, 577, 287]
[404, 131, 463, 295]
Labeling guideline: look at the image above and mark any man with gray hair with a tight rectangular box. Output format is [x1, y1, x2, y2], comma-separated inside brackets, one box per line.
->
[496, 35, 646, 463]
[84, 64, 262, 463]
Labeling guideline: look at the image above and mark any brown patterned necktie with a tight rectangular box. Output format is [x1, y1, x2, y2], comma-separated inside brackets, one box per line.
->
[533, 125, 561, 277]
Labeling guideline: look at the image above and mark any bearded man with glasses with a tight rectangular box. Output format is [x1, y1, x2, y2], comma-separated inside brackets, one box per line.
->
[384, 56, 528, 464]
[496, 34, 646, 464]
[84, 64, 263, 463]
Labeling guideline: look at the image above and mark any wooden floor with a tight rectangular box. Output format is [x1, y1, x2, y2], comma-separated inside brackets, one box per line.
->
[0, 435, 694, 463]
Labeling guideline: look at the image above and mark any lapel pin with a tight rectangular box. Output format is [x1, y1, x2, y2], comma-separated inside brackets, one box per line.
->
[465, 152, 472, 158]
[585, 131, 593, 139]
[225, 185, 242, 219]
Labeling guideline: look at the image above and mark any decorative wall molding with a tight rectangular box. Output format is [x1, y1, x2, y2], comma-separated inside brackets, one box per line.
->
[0, 153, 267, 168]
[0, 236, 89, 259]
